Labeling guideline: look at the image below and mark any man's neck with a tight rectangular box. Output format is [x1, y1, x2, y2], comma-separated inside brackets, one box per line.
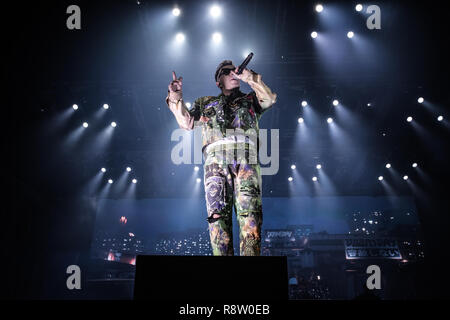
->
[221, 87, 240, 97]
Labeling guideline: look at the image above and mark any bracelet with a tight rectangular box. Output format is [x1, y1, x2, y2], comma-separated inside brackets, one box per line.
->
[168, 97, 182, 104]
[167, 91, 183, 104]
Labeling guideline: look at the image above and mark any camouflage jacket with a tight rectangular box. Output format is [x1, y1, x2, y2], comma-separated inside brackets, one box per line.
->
[166, 72, 277, 153]
[193, 90, 272, 151]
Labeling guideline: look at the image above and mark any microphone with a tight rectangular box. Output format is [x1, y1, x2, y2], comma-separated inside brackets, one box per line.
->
[237, 52, 254, 75]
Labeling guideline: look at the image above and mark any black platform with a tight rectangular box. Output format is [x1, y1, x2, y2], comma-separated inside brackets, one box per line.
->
[133, 255, 288, 301]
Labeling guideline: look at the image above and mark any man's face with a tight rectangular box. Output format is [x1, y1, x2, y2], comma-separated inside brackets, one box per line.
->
[216, 67, 240, 91]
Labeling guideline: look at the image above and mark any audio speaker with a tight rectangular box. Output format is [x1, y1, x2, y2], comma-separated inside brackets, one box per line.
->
[133, 255, 288, 301]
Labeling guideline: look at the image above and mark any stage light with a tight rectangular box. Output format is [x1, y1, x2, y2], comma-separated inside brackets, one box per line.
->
[288, 177, 293, 182]
[210, 5, 222, 18]
[315, 4, 323, 12]
[126, 167, 131, 172]
[327, 117, 333, 123]
[83, 122, 88, 128]
[194, 166, 199, 171]
[437, 115, 443, 121]
[101, 168, 106, 173]
[72, 104, 78, 110]
[356, 4, 363, 11]
[386, 163, 391, 168]
[316, 164, 321, 169]
[311, 31, 318, 39]
[412, 163, 418, 168]
[418, 97, 424, 103]
[132, 178, 137, 184]
[312, 176, 318, 181]
[407, 116, 413, 122]
[172, 7, 181, 16]
[347, 31, 354, 38]
[212, 32, 222, 43]
[378, 176, 383, 181]
[196, 178, 201, 183]
[298, 117, 304, 124]
[367, 103, 371, 107]
[103, 103, 109, 110]
[111, 121, 117, 127]
[301, 100, 308, 107]
[291, 164, 296, 170]
[175, 32, 185, 43]
[332, 99, 339, 106]
[403, 175, 408, 180]
[108, 179, 113, 184]
[186, 102, 191, 108]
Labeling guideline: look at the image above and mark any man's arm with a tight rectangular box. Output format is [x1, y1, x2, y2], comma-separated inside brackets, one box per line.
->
[166, 71, 200, 131]
[165, 94, 195, 130]
[246, 71, 277, 110]
[235, 69, 277, 110]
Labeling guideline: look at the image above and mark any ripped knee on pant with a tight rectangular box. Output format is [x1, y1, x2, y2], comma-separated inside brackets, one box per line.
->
[206, 212, 222, 223]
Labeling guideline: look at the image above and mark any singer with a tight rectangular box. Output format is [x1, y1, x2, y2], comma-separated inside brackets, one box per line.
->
[165, 59, 277, 256]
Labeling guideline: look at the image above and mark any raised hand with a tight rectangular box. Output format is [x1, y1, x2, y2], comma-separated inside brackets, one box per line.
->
[168, 71, 183, 100]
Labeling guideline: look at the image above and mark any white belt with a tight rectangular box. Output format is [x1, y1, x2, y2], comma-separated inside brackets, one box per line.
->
[205, 135, 256, 154]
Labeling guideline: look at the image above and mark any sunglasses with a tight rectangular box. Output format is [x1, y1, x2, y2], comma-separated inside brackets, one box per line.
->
[219, 68, 234, 78]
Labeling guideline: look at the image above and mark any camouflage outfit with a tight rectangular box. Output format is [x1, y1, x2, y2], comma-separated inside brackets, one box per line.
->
[166, 61, 277, 256]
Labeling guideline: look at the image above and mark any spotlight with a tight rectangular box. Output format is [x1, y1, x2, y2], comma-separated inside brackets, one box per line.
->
[315, 4, 323, 12]
[332, 99, 339, 106]
[210, 5, 222, 18]
[72, 104, 79, 110]
[298, 117, 304, 124]
[291, 165, 296, 170]
[172, 7, 181, 16]
[101, 168, 106, 173]
[288, 177, 293, 182]
[194, 166, 199, 171]
[311, 31, 318, 39]
[196, 178, 201, 183]
[175, 32, 185, 43]
[126, 167, 131, 172]
[407, 116, 413, 122]
[386, 163, 391, 168]
[412, 163, 418, 168]
[378, 176, 383, 181]
[403, 175, 408, 180]
[111, 121, 117, 127]
[185, 102, 191, 108]
[301, 100, 308, 107]
[347, 31, 354, 38]
[108, 179, 113, 184]
[355, 4, 363, 11]
[103, 103, 109, 110]
[132, 178, 137, 184]
[316, 164, 321, 169]
[312, 176, 318, 182]
[83, 122, 88, 128]
[437, 115, 443, 121]
[367, 103, 371, 107]
[327, 117, 333, 123]
[212, 32, 222, 43]
[417, 97, 424, 104]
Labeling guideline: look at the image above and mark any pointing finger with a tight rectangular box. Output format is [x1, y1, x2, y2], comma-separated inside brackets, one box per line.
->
[172, 71, 177, 81]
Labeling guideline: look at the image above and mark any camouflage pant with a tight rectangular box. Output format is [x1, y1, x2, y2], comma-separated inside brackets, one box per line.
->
[203, 145, 263, 256]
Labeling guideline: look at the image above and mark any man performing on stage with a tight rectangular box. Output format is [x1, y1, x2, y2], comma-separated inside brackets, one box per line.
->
[165, 60, 277, 256]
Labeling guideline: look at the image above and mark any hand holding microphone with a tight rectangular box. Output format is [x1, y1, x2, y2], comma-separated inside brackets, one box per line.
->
[230, 52, 255, 83]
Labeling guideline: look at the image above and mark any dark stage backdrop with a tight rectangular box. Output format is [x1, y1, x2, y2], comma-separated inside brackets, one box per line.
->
[92, 195, 419, 254]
